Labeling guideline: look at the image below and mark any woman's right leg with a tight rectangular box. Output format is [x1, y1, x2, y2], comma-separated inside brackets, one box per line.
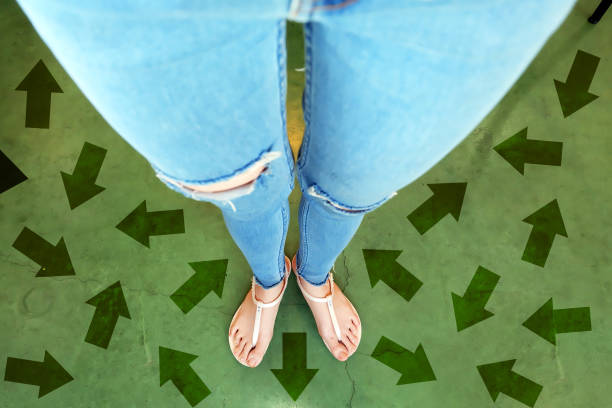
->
[13, 0, 295, 366]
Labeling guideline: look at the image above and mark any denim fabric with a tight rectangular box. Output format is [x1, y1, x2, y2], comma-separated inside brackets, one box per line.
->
[15, 0, 577, 288]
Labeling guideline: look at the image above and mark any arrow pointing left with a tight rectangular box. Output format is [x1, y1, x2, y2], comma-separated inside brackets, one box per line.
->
[15, 59, 63, 128]
[85, 281, 131, 349]
[116, 200, 185, 247]
[4, 351, 73, 398]
[12, 227, 75, 277]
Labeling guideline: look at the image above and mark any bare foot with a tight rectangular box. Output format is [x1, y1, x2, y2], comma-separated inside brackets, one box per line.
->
[228, 256, 290, 367]
[292, 254, 362, 361]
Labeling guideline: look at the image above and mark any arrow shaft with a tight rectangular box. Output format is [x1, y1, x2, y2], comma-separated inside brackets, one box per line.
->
[147, 210, 184, 236]
[523, 140, 562, 166]
[85, 307, 119, 348]
[171, 274, 212, 314]
[283, 333, 307, 370]
[503, 371, 543, 407]
[408, 197, 447, 234]
[383, 263, 422, 302]
[522, 228, 554, 267]
[73, 143, 106, 182]
[566, 50, 599, 89]
[12, 227, 56, 266]
[554, 307, 591, 334]
[4, 357, 43, 386]
[171, 368, 211, 406]
[463, 267, 500, 307]
[25, 90, 51, 128]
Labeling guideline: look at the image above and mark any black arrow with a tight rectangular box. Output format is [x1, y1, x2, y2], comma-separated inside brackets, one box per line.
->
[477, 359, 542, 407]
[61, 142, 107, 209]
[493, 128, 562, 174]
[1, 150, 28, 194]
[4, 351, 73, 398]
[451, 266, 500, 331]
[85, 281, 131, 349]
[12, 227, 75, 276]
[371, 336, 436, 385]
[554, 50, 600, 117]
[116, 200, 185, 247]
[522, 298, 591, 345]
[407, 182, 467, 235]
[521, 199, 567, 267]
[271, 332, 318, 401]
[159, 346, 211, 406]
[362, 249, 423, 303]
[15, 59, 63, 128]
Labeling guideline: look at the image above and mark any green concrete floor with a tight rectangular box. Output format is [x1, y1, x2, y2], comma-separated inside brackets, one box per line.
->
[1, 1, 611, 407]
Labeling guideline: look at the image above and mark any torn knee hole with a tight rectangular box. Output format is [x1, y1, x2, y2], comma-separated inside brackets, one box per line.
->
[176, 165, 268, 193]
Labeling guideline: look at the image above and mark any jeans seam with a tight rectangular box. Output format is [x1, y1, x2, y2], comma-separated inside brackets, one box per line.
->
[299, 196, 310, 280]
[279, 202, 288, 281]
[297, 21, 313, 171]
[276, 18, 295, 187]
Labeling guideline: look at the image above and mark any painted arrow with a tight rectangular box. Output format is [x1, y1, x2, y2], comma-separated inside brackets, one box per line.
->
[407, 182, 467, 235]
[271, 332, 318, 401]
[362, 249, 422, 303]
[15, 59, 63, 128]
[116, 200, 185, 247]
[61, 142, 107, 209]
[521, 199, 567, 267]
[4, 351, 73, 398]
[371, 336, 436, 385]
[522, 298, 591, 345]
[1, 149, 28, 194]
[170, 260, 228, 314]
[477, 359, 542, 407]
[159, 346, 211, 407]
[85, 281, 131, 349]
[554, 49, 600, 118]
[451, 266, 500, 331]
[493, 128, 562, 175]
[12, 226, 75, 277]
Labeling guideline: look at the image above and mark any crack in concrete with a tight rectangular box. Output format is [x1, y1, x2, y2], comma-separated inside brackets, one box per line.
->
[345, 358, 356, 407]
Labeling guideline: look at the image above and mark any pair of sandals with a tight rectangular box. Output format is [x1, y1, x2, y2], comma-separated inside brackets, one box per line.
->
[228, 253, 345, 366]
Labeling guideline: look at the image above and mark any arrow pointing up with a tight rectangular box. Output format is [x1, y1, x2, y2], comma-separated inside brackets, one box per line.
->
[170, 260, 228, 314]
[159, 346, 211, 407]
[271, 332, 318, 401]
[407, 182, 467, 235]
[12, 226, 75, 277]
[521, 199, 567, 267]
[116, 200, 185, 247]
[371, 336, 436, 385]
[554, 50, 600, 118]
[362, 249, 422, 303]
[85, 281, 131, 349]
[4, 351, 73, 398]
[61, 142, 107, 209]
[15, 59, 63, 128]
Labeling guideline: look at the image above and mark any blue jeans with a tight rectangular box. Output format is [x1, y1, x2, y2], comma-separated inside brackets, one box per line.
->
[15, 0, 577, 289]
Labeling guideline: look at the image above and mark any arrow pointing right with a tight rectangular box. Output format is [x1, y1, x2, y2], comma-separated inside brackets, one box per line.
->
[1, 149, 28, 194]
[15, 59, 63, 128]
[371, 336, 436, 385]
[12, 226, 75, 277]
[407, 182, 467, 235]
[4, 351, 73, 398]
[477, 359, 542, 407]
[159, 346, 211, 407]
[271, 332, 318, 401]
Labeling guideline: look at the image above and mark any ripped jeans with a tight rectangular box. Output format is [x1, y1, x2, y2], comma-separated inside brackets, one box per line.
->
[15, 0, 577, 288]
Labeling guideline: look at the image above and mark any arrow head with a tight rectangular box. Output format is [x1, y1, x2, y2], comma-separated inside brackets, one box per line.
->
[86, 281, 131, 318]
[522, 297, 555, 344]
[159, 346, 199, 385]
[15, 60, 63, 93]
[477, 359, 516, 401]
[39, 351, 73, 398]
[493, 128, 528, 174]
[362, 249, 403, 288]
[554, 79, 598, 118]
[60, 171, 106, 209]
[271, 368, 319, 401]
[522, 199, 567, 236]
[451, 292, 495, 332]
[427, 182, 467, 220]
[116, 200, 150, 247]
[36, 237, 75, 277]
[396, 344, 436, 385]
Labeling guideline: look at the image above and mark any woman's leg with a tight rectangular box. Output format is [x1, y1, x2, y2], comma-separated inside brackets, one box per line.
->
[292, 0, 578, 360]
[14, 0, 295, 366]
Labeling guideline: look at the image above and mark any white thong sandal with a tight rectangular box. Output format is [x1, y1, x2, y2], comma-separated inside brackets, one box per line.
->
[228, 256, 291, 365]
[292, 254, 342, 341]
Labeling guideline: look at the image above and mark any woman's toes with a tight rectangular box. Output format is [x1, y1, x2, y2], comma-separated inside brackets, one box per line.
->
[247, 345, 264, 367]
[238, 342, 252, 363]
[332, 340, 350, 361]
[346, 329, 359, 347]
[343, 332, 357, 353]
